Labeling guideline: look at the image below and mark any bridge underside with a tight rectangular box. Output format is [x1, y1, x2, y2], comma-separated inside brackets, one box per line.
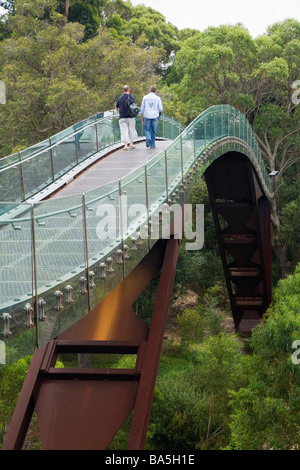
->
[204, 152, 272, 334]
[2, 237, 180, 450]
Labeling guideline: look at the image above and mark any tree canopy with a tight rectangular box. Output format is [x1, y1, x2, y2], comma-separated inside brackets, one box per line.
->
[0, 0, 163, 155]
[0, 3, 300, 450]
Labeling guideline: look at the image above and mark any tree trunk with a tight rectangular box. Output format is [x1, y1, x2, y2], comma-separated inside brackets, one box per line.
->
[270, 198, 288, 278]
[63, 0, 70, 17]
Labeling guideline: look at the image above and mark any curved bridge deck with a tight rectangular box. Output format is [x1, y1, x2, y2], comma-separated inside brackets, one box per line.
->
[51, 140, 170, 198]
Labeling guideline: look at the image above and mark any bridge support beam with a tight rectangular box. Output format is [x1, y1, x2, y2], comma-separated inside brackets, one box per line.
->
[2, 238, 180, 450]
[204, 152, 272, 334]
[127, 236, 180, 450]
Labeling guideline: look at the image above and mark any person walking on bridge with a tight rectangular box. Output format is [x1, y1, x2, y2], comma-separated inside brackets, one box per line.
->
[116, 85, 138, 150]
[141, 85, 163, 149]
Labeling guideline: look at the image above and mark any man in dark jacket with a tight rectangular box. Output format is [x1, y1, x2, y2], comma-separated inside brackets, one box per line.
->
[116, 85, 138, 150]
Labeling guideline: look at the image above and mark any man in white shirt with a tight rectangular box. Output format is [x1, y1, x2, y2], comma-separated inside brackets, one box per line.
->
[141, 86, 163, 149]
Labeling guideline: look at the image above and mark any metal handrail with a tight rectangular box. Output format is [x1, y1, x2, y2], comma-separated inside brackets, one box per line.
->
[0, 105, 273, 366]
[0, 111, 181, 206]
[0, 106, 271, 223]
[0, 112, 177, 173]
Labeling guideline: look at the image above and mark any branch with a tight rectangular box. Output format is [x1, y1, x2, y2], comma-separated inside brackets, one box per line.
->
[37, 126, 55, 134]
[278, 155, 300, 179]
[206, 396, 212, 441]
[277, 127, 300, 146]
[278, 147, 288, 173]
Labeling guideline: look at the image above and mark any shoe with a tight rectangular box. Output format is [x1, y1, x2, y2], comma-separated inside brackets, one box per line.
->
[123, 146, 128, 150]
[150, 146, 156, 149]
[129, 145, 136, 148]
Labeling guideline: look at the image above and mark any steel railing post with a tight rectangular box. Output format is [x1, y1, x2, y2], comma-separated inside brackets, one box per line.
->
[30, 203, 39, 349]
[49, 138, 55, 183]
[19, 152, 26, 201]
[118, 179, 125, 279]
[164, 149, 169, 203]
[82, 193, 91, 312]
[144, 165, 150, 251]
[74, 126, 79, 164]
[95, 116, 99, 151]
[193, 124, 196, 160]
[180, 135, 184, 182]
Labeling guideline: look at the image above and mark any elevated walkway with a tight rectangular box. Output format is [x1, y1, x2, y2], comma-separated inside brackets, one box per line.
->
[0, 106, 273, 364]
[1, 106, 273, 450]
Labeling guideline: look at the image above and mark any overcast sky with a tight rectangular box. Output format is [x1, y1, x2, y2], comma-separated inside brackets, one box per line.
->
[130, 0, 300, 38]
[0, 1, 299, 38]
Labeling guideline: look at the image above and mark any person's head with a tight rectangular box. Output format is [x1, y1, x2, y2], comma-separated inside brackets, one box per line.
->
[149, 85, 156, 93]
[123, 85, 130, 94]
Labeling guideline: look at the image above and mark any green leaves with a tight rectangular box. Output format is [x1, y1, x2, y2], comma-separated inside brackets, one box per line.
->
[228, 263, 300, 450]
[0, 2, 163, 157]
[255, 56, 289, 84]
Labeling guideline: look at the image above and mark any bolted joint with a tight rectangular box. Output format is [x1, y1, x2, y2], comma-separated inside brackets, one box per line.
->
[25, 303, 34, 328]
[89, 271, 96, 288]
[65, 285, 73, 305]
[123, 245, 130, 260]
[38, 298, 46, 322]
[117, 249, 123, 265]
[80, 276, 87, 295]
[131, 237, 137, 251]
[137, 232, 142, 246]
[106, 257, 114, 274]
[55, 290, 63, 311]
[2, 312, 12, 338]
[100, 263, 107, 280]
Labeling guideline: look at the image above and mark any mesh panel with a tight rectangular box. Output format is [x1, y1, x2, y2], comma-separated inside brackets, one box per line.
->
[0, 203, 35, 364]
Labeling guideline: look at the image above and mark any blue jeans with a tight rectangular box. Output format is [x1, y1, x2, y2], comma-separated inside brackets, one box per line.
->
[144, 117, 159, 148]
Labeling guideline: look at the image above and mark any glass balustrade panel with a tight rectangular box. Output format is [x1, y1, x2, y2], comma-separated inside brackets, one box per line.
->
[0, 203, 36, 365]
[50, 128, 78, 179]
[84, 182, 123, 311]
[34, 195, 89, 346]
[22, 149, 53, 200]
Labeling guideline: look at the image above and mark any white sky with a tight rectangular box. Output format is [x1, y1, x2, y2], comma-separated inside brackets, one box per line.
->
[1, 1, 299, 38]
[130, 0, 300, 38]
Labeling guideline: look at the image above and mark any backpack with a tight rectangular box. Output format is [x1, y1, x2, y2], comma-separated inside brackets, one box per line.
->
[126, 96, 139, 118]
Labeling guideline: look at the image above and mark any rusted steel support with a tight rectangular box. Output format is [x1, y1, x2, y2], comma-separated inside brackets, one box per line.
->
[2, 238, 180, 450]
[127, 237, 180, 450]
[204, 152, 272, 334]
[1, 345, 48, 450]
